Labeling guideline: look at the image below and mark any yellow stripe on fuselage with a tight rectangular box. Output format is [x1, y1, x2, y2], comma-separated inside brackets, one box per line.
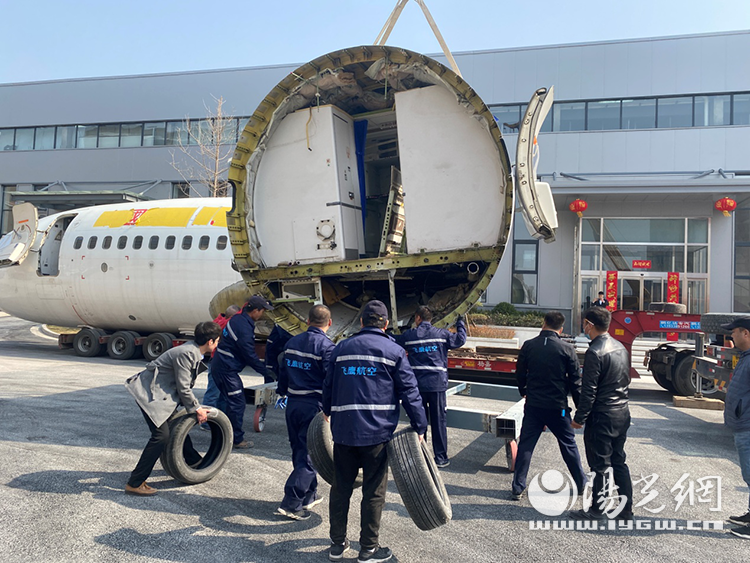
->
[93, 207, 229, 228]
[192, 207, 229, 227]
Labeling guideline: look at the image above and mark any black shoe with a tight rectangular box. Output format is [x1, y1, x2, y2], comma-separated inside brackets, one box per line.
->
[510, 489, 526, 501]
[436, 459, 450, 468]
[358, 546, 393, 563]
[615, 511, 634, 522]
[728, 511, 750, 526]
[275, 507, 311, 521]
[329, 539, 351, 561]
[730, 524, 750, 539]
[568, 509, 606, 521]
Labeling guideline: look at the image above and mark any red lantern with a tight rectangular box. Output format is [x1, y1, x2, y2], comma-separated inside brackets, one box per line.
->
[715, 197, 737, 217]
[569, 199, 588, 218]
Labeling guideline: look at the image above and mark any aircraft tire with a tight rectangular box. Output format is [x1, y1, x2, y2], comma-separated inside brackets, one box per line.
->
[107, 331, 137, 360]
[72, 328, 104, 357]
[306, 411, 362, 488]
[387, 428, 452, 531]
[160, 408, 233, 485]
[143, 332, 174, 362]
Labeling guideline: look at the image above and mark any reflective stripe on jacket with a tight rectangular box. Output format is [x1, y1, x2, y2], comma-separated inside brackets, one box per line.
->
[212, 313, 267, 377]
[277, 326, 334, 402]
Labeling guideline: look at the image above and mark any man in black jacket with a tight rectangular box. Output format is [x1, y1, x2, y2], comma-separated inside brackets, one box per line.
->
[570, 306, 633, 521]
[511, 311, 586, 500]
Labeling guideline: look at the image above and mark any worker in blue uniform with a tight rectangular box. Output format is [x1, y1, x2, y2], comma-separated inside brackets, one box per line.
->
[211, 295, 274, 449]
[275, 304, 335, 521]
[323, 300, 428, 563]
[265, 324, 292, 384]
[393, 306, 466, 468]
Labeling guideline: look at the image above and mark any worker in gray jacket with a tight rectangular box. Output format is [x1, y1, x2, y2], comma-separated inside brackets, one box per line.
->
[124, 321, 222, 496]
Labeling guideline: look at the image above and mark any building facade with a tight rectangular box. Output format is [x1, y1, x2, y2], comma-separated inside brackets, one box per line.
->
[2, 31, 749, 327]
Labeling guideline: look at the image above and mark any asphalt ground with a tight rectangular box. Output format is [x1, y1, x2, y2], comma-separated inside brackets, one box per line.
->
[0, 312, 748, 562]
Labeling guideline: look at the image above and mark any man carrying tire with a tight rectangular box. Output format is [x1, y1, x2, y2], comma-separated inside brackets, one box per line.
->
[211, 296, 274, 449]
[124, 321, 221, 496]
[323, 300, 428, 563]
[275, 304, 335, 521]
[393, 306, 466, 468]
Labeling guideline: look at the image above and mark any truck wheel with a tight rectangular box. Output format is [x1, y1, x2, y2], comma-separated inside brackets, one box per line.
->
[307, 411, 362, 488]
[700, 313, 744, 335]
[671, 354, 696, 396]
[73, 328, 104, 357]
[127, 331, 144, 359]
[652, 369, 677, 394]
[107, 331, 137, 360]
[143, 332, 175, 362]
[387, 428, 452, 531]
[160, 409, 233, 484]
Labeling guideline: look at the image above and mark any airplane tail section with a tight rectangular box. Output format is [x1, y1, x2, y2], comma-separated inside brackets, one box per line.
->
[0, 203, 38, 267]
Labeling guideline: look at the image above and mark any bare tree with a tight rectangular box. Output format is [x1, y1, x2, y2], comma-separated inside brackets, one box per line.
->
[170, 96, 237, 197]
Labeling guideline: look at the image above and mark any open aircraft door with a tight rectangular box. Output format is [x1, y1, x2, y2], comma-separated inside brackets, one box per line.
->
[514, 86, 558, 243]
[0, 203, 38, 267]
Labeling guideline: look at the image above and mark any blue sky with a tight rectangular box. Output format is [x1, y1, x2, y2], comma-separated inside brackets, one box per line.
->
[1, 0, 749, 83]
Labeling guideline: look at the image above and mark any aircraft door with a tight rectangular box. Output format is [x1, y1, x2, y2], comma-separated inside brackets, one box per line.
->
[0, 203, 38, 267]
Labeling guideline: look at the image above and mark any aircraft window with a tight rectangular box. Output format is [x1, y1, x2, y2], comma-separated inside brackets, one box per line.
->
[199, 235, 210, 250]
[133, 236, 143, 250]
[182, 235, 193, 250]
[117, 236, 128, 250]
[73, 236, 83, 250]
[165, 235, 176, 250]
[87, 236, 97, 249]
[149, 235, 159, 250]
[217, 235, 228, 250]
[103, 236, 112, 249]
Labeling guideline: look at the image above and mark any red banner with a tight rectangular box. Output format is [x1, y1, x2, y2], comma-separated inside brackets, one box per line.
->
[667, 272, 680, 341]
[606, 271, 618, 312]
[632, 260, 652, 269]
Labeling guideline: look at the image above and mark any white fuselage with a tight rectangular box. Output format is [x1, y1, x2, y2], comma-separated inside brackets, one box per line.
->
[0, 198, 243, 333]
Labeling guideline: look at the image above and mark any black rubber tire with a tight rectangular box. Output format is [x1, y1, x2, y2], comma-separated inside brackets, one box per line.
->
[73, 328, 104, 357]
[143, 332, 175, 362]
[127, 331, 144, 359]
[648, 302, 688, 314]
[651, 368, 678, 394]
[307, 411, 362, 488]
[160, 408, 233, 484]
[107, 330, 137, 360]
[387, 428, 452, 531]
[671, 354, 697, 397]
[700, 313, 744, 335]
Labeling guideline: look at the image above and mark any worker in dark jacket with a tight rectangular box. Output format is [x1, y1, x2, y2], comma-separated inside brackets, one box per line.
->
[393, 306, 466, 467]
[511, 311, 586, 500]
[323, 300, 428, 563]
[570, 307, 633, 521]
[275, 304, 335, 521]
[265, 324, 292, 383]
[211, 295, 274, 449]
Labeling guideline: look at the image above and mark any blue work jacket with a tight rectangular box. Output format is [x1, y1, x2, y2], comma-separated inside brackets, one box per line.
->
[212, 313, 268, 377]
[277, 326, 334, 403]
[323, 327, 428, 447]
[266, 325, 292, 378]
[393, 318, 467, 392]
[726, 349, 750, 432]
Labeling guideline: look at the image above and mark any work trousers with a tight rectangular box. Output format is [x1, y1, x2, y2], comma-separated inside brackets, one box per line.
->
[202, 365, 227, 412]
[583, 407, 633, 515]
[280, 398, 320, 512]
[211, 368, 247, 444]
[422, 390, 449, 464]
[330, 442, 389, 551]
[128, 407, 200, 487]
[512, 404, 587, 494]
[734, 429, 750, 511]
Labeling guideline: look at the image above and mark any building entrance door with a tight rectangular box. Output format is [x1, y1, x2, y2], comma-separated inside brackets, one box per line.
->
[618, 274, 665, 311]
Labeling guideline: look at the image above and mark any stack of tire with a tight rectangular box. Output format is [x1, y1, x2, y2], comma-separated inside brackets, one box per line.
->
[307, 412, 452, 531]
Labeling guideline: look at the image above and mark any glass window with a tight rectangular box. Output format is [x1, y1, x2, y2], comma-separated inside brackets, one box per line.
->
[539, 111, 552, 133]
[199, 235, 210, 250]
[0, 128, 14, 150]
[148, 235, 159, 250]
[511, 273, 537, 305]
[491, 105, 521, 134]
[15, 128, 34, 150]
[553, 102, 585, 131]
[514, 211, 534, 239]
[143, 122, 166, 146]
[657, 97, 693, 128]
[217, 235, 228, 250]
[694, 95, 730, 127]
[733, 94, 750, 126]
[602, 219, 684, 243]
[735, 279, 750, 313]
[55, 126, 77, 149]
[688, 218, 708, 244]
[165, 235, 176, 250]
[602, 244, 685, 272]
[34, 127, 55, 150]
[737, 208, 750, 243]
[117, 236, 128, 250]
[98, 124, 120, 148]
[102, 236, 112, 250]
[87, 236, 97, 249]
[581, 245, 600, 270]
[622, 98, 656, 129]
[687, 245, 708, 273]
[73, 236, 83, 250]
[736, 246, 750, 277]
[120, 123, 143, 147]
[687, 279, 707, 315]
[587, 100, 620, 130]
[182, 235, 192, 250]
[76, 125, 98, 148]
[514, 242, 537, 271]
[222, 118, 238, 144]
[581, 218, 601, 242]
[165, 121, 187, 145]
[132, 235, 143, 250]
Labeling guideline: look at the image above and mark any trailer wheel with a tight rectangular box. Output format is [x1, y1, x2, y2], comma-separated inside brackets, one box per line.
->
[127, 331, 144, 359]
[160, 408, 233, 484]
[505, 439, 518, 472]
[107, 331, 138, 360]
[307, 412, 362, 488]
[73, 328, 104, 357]
[671, 354, 696, 397]
[143, 332, 175, 362]
[253, 406, 267, 433]
[651, 369, 677, 394]
[387, 428, 452, 531]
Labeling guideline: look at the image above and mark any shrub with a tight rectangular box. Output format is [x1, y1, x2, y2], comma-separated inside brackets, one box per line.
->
[492, 302, 517, 315]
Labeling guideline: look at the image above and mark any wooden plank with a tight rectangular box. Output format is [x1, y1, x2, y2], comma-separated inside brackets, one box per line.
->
[672, 396, 725, 411]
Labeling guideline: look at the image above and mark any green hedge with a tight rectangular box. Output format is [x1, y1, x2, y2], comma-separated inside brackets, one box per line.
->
[469, 302, 546, 328]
